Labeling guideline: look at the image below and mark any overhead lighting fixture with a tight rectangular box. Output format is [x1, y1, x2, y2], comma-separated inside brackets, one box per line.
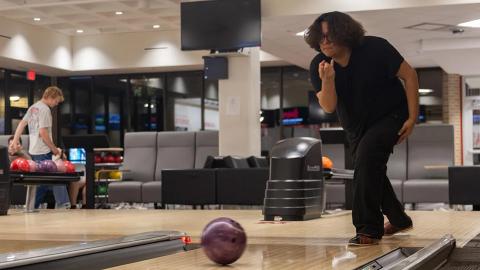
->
[76, 29, 84, 33]
[153, 24, 160, 29]
[115, 11, 123, 15]
[419, 88, 434, 94]
[33, 17, 41, 21]
[9, 96, 20, 101]
[458, 19, 480, 28]
[144, 103, 149, 108]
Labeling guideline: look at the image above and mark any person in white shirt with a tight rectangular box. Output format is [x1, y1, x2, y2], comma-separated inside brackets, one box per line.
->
[12, 86, 69, 208]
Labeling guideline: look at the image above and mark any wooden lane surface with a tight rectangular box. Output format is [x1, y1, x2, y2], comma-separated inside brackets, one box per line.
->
[109, 243, 402, 270]
[1, 209, 480, 268]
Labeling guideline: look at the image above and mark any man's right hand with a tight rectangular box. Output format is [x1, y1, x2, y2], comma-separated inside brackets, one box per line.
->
[318, 59, 335, 81]
[52, 147, 61, 156]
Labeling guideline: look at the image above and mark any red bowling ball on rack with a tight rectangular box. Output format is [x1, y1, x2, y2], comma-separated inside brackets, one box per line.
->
[63, 160, 76, 173]
[10, 158, 30, 172]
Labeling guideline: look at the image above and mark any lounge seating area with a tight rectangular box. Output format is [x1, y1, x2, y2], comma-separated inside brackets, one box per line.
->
[2, 124, 465, 209]
[106, 123, 455, 208]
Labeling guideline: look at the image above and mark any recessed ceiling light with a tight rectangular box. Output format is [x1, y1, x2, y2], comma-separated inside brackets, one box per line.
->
[458, 19, 480, 28]
[115, 11, 123, 15]
[153, 24, 160, 29]
[33, 17, 41, 21]
[76, 29, 84, 33]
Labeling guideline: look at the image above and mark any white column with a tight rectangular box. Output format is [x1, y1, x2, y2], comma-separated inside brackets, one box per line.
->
[218, 48, 261, 156]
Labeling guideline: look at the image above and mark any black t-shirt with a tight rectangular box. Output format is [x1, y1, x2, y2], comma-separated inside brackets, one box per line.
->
[310, 36, 408, 141]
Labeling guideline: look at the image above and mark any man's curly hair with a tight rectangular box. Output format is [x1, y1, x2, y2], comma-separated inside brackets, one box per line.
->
[305, 11, 365, 52]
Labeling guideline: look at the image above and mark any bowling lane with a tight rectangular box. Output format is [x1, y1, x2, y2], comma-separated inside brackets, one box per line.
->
[107, 242, 402, 270]
[2, 209, 480, 269]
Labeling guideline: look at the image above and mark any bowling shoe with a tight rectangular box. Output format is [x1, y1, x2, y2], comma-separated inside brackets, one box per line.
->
[348, 234, 380, 246]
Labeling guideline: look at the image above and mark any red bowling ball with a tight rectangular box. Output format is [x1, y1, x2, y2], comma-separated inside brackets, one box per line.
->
[103, 154, 115, 163]
[201, 217, 247, 265]
[63, 160, 75, 173]
[10, 158, 30, 172]
[114, 155, 123, 163]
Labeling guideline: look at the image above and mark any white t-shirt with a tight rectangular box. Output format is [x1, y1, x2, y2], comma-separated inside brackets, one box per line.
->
[23, 101, 53, 155]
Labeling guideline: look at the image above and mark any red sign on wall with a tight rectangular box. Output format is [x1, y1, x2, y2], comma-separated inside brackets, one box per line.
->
[27, 70, 36, 81]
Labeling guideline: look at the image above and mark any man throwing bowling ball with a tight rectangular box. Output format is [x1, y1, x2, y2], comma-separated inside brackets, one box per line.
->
[11, 86, 69, 209]
[305, 12, 419, 245]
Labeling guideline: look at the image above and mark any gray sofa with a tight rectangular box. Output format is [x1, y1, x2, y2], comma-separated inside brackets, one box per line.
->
[322, 140, 406, 205]
[320, 124, 454, 205]
[109, 124, 454, 206]
[108, 130, 218, 204]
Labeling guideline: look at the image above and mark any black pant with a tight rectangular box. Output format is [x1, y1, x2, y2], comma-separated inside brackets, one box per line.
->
[350, 112, 412, 239]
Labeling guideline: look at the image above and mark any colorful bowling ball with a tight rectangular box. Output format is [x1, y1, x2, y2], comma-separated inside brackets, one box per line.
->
[38, 160, 57, 173]
[10, 159, 19, 171]
[10, 158, 30, 172]
[322, 156, 333, 170]
[27, 160, 37, 172]
[201, 217, 247, 265]
[109, 171, 122, 180]
[103, 154, 115, 163]
[114, 155, 123, 163]
[54, 159, 66, 173]
[64, 160, 75, 173]
[95, 155, 102, 163]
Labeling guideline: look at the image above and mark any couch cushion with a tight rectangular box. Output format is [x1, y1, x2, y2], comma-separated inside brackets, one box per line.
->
[122, 132, 157, 182]
[387, 141, 406, 180]
[108, 181, 142, 203]
[408, 125, 454, 179]
[403, 179, 448, 203]
[195, 131, 218, 168]
[326, 183, 345, 204]
[155, 132, 195, 181]
[224, 156, 250, 169]
[390, 179, 403, 202]
[141, 181, 162, 203]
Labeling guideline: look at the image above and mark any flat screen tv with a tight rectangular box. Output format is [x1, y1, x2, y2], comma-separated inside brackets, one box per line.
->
[69, 148, 86, 165]
[308, 91, 338, 123]
[181, 0, 261, 51]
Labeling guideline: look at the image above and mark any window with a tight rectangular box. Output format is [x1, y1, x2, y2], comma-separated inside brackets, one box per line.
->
[166, 71, 203, 131]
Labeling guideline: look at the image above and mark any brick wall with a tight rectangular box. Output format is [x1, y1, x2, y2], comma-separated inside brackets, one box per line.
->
[442, 72, 462, 165]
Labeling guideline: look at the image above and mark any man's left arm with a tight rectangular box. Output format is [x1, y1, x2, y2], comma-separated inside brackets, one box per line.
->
[396, 60, 419, 144]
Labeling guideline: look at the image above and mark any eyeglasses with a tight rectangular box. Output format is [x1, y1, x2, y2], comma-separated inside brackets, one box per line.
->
[320, 33, 333, 44]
